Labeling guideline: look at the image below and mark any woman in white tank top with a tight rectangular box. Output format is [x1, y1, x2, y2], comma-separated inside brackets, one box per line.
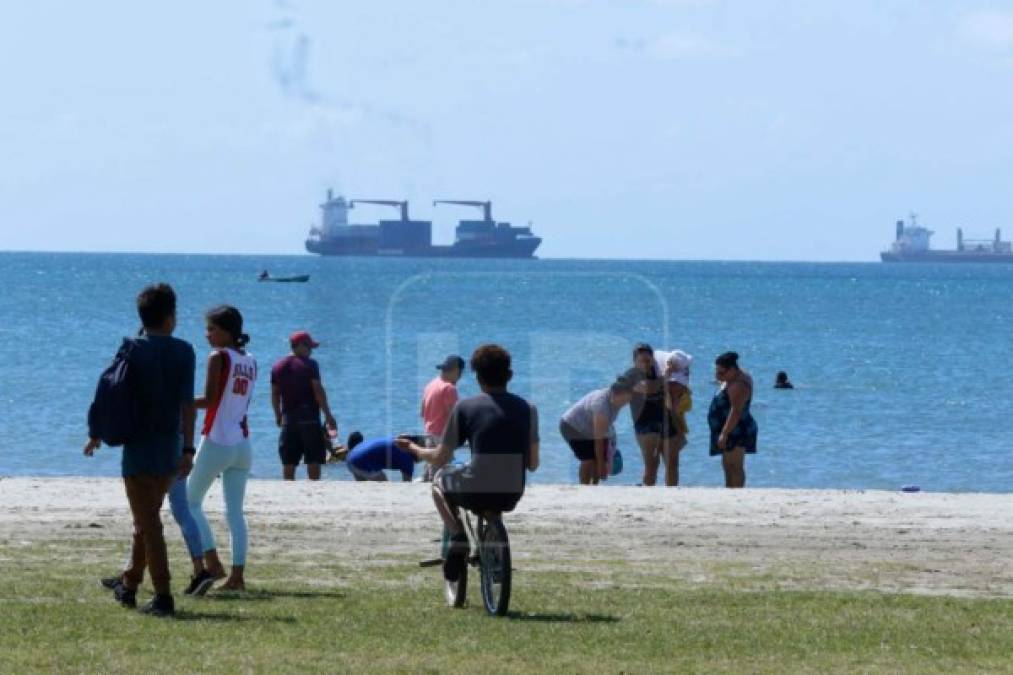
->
[187, 305, 256, 592]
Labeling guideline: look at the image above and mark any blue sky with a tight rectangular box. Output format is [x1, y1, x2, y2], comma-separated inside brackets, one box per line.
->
[2, 0, 1013, 260]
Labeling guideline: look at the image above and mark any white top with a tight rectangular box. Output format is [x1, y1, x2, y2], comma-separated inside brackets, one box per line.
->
[653, 349, 692, 387]
[202, 348, 257, 446]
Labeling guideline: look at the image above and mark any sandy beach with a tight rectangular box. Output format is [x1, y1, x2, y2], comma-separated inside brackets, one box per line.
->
[1, 477, 1010, 599]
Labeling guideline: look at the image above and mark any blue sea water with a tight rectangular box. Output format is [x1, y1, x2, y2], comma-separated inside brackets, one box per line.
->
[2, 251, 1011, 492]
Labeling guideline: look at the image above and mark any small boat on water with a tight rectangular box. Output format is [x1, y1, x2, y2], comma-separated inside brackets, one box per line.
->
[258, 271, 310, 283]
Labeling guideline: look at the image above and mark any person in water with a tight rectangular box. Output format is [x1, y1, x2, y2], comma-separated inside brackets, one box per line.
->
[774, 371, 794, 389]
[627, 344, 676, 487]
[560, 376, 635, 485]
[654, 348, 694, 486]
[707, 351, 758, 488]
[188, 305, 257, 593]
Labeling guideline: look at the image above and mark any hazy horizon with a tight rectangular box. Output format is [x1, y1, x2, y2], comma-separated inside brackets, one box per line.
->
[3, 1, 1013, 261]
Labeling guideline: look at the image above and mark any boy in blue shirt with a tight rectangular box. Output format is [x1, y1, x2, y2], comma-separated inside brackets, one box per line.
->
[345, 432, 417, 482]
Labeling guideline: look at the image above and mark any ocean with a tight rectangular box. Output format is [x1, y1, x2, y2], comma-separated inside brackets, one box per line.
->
[2, 251, 1011, 492]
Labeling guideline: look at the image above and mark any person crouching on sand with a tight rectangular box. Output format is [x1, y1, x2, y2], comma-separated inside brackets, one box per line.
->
[559, 376, 635, 485]
[707, 351, 757, 488]
[343, 431, 418, 481]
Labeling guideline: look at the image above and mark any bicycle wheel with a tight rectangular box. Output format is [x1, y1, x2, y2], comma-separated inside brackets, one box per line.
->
[478, 517, 511, 616]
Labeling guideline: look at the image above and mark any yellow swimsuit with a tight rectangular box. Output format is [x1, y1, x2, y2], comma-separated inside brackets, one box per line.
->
[672, 389, 692, 435]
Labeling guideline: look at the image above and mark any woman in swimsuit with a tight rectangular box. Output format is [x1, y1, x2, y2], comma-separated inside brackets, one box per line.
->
[707, 351, 757, 488]
[628, 344, 670, 486]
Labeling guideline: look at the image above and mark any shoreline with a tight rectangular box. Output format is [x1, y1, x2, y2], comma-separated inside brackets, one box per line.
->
[2, 473, 1011, 496]
[2, 477, 1011, 599]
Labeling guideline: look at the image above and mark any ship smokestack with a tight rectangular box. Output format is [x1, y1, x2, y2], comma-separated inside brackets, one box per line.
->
[896, 220, 904, 241]
[957, 227, 963, 251]
[327, 188, 333, 201]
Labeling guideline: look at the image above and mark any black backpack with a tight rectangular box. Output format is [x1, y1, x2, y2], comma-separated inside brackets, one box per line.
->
[87, 338, 141, 447]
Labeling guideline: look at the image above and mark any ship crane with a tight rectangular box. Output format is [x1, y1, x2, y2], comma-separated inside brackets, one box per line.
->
[433, 200, 493, 222]
[349, 199, 410, 222]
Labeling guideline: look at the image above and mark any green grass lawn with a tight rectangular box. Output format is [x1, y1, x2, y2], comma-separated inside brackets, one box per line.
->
[1, 536, 1011, 674]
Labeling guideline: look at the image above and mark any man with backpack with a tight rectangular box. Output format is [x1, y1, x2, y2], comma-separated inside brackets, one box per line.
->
[84, 283, 197, 617]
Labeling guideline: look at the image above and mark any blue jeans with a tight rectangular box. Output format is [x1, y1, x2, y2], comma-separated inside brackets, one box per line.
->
[168, 475, 203, 560]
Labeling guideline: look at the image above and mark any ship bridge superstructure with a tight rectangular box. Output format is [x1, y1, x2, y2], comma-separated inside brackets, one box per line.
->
[890, 213, 933, 254]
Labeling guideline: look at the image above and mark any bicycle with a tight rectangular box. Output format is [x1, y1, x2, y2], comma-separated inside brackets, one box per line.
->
[420, 510, 512, 616]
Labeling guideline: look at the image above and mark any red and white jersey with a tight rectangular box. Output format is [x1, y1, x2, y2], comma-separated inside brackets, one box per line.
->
[202, 348, 257, 446]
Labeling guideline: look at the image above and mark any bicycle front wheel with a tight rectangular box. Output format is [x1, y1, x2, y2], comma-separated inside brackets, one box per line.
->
[478, 517, 511, 616]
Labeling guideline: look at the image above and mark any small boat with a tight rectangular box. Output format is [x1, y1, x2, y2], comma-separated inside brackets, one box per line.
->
[258, 271, 310, 283]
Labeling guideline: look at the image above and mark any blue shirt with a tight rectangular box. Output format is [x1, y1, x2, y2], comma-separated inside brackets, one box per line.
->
[121, 334, 196, 477]
[347, 437, 415, 480]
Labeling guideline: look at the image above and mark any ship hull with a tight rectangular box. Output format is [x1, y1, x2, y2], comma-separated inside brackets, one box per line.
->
[306, 238, 541, 259]
[881, 251, 1013, 263]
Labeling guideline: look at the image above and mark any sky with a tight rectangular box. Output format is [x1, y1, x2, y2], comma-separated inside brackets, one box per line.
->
[2, 0, 1013, 261]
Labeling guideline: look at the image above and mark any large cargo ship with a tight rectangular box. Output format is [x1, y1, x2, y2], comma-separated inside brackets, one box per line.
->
[305, 190, 541, 258]
[881, 214, 1013, 263]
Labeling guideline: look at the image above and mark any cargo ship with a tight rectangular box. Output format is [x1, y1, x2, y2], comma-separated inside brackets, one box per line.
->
[881, 214, 1013, 263]
[305, 190, 541, 258]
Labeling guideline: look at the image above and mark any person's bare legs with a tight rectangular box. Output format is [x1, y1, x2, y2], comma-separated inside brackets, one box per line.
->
[306, 463, 321, 480]
[721, 446, 746, 488]
[431, 482, 464, 535]
[222, 565, 245, 591]
[282, 464, 296, 480]
[662, 433, 686, 487]
[578, 460, 598, 485]
[204, 549, 227, 579]
[636, 433, 661, 486]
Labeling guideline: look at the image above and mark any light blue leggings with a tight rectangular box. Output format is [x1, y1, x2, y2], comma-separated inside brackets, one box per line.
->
[187, 438, 252, 566]
[168, 476, 203, 560]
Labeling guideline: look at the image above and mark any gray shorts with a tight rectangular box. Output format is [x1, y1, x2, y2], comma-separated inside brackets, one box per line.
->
[435, 464, 522, 514]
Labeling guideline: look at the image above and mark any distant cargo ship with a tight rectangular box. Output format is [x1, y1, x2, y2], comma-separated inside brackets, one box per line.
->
[305, 190, 541, 258]
[881, 214, 1013, 263]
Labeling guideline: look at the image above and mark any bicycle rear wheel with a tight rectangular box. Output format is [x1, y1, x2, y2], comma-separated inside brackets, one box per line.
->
[478, 517, 511, 616]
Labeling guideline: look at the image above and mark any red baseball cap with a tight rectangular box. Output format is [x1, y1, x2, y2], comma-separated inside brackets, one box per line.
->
[289, 330, 320, 348]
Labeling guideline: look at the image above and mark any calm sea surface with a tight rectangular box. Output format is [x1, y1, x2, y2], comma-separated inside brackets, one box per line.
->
[2, 252, 1011, 492]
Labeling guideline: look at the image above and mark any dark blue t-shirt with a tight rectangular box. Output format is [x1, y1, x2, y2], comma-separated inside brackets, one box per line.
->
[121, 334, 196, 477]
[347, 437, 415, 480]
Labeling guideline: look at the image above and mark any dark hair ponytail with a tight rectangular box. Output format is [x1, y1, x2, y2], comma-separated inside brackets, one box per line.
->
[715, 351, 739, 369]
[206, 305, 249, 349]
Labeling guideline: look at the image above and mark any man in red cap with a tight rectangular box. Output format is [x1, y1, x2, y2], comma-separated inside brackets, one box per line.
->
[270, 331, 338, 480]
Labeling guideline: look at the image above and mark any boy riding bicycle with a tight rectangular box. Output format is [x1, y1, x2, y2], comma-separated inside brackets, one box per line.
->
[397, 344, 540, 583]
